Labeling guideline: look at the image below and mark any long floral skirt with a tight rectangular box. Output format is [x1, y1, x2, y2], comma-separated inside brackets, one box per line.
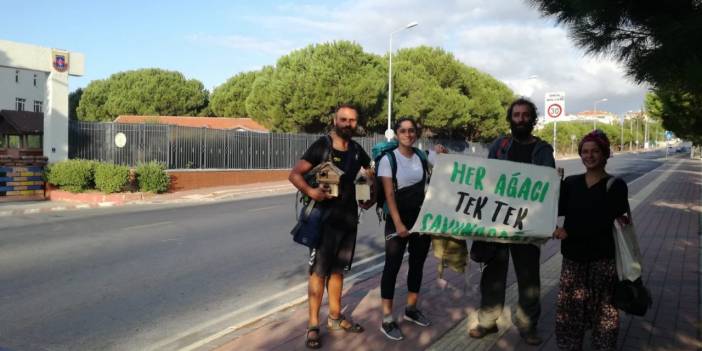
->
[555, 257, 619, 350]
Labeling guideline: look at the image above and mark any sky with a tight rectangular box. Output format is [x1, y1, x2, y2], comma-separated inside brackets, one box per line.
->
[4, 0, 649, 116]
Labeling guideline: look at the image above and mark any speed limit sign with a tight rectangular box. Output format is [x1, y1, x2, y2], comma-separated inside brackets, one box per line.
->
[547, 104, 562, 118]
[545, 92, 566, 118]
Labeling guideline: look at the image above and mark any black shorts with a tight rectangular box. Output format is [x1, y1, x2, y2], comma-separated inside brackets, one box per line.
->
[309, 210, 358, 276]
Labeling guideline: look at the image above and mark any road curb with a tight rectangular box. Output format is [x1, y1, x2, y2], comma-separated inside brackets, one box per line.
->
[0, 184, 298, 217]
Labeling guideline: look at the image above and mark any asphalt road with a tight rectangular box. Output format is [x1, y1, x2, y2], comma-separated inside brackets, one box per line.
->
[0, 150, 669, 351]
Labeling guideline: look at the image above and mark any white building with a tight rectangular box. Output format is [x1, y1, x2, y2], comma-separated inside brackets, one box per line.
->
[537, 110, 619, 129]
[0, 66, 48, 113]
[0, 39, 84, 162]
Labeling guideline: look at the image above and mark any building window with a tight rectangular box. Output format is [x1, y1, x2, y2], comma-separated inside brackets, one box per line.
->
[34, 74, 37, 87]
[15, 70, 19, 83]
[34, 100, 43, 113]
[8, 135, 20, 148]
[27, 135, 42, 149]
[15, 98, 26, 111]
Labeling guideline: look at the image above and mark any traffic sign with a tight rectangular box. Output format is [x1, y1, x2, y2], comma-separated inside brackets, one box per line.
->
[547, 104, 562, 118]
[665, 131, 673, 141]
[544, 92, 565, 119]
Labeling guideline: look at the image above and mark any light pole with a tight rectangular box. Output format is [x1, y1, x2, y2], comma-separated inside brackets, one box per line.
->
[641, 110, 650, 150]
[620, 115, 625, 152]
[386, 21, 418, 141]
[593, 98, 608, 130]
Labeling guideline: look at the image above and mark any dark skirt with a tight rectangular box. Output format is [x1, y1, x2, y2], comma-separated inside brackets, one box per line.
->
[555, 257, 619, 350]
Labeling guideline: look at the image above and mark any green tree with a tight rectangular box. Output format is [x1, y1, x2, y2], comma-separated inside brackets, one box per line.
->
[646, 89, 702, 144]
[76, 68, 209, 121]
[210, 70, 259, 117]
[232, 42, 512, 139]
[246, 41, 386, 133]
[528, 0, 702, 92]
[390, 47, 513, 141]
[68, 88, 83, 120]
[530, 0, 702, 144]
[244, 66, 280, 130]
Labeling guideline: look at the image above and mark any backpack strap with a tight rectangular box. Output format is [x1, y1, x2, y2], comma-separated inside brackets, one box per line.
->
[606, 176, 616, 191]
[412, 147, 431, 182]
[495, 137, 511, 159]
[387, 150, 398, 193]
[320, 135, 333, 164]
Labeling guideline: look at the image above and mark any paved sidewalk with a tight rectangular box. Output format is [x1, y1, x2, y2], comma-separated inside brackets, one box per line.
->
[211, 158, 700, 351]
[0, 181, 296, 217]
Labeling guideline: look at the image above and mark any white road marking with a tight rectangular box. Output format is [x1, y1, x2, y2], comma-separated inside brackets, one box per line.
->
[122, 221, 173, 231]
[149, 252, 387, 351]
[246, 205, 281, 213]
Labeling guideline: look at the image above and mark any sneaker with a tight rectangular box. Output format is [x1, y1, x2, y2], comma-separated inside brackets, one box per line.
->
[468, 325, 498, 338]
[380, 321, 404, 341]
[403, 309, 431, 327]
[519, 328, 543, 345]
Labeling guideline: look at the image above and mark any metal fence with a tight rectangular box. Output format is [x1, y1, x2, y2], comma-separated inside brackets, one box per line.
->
[69, 121, 488, 169]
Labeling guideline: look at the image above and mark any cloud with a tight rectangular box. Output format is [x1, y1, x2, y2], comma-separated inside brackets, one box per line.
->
[197, 0, 648, 114]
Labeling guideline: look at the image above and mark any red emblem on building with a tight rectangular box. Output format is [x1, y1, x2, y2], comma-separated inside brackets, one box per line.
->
[52, 52, 69, 72]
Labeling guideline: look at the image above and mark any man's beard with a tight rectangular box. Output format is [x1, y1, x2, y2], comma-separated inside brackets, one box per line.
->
[335, 125, 354, 140]
[510, 121, 534, 141]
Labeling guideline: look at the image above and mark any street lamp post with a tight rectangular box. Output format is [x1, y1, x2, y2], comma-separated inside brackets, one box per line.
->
[593, 98, 608, 130]
[386, 21, 418, 141]
[620, 116, 625, 152]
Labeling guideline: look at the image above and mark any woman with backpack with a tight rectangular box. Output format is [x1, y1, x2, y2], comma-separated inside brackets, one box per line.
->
[377, 117, 446, 340]
[552, 130, 630, 350]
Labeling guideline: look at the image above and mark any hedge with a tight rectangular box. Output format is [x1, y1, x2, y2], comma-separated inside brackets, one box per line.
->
[94, 163, 130, 193]
[136, 161, 171, 193]
[46, 159, 96, 193]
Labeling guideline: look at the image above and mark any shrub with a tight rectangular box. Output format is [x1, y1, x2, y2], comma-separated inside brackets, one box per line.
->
[46, 159, 96, 193]
[136, 161, 171, 193]
[94, 163, 130, 193]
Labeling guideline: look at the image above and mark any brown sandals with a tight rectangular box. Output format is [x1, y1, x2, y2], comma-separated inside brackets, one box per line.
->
[327, 314, 364, 333]
[306, 315, 364, 348]
[305, 325, 321, 349]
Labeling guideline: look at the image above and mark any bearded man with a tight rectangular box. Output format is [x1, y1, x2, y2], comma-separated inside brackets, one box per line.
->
[288, 104, 374, 349]
[468, 98, 556, 346]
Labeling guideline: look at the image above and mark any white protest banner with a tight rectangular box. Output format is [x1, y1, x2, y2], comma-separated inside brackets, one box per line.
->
[410, 154, 559, 244]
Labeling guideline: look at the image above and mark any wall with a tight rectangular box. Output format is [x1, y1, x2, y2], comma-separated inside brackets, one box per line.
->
[167, 169, 290, 192]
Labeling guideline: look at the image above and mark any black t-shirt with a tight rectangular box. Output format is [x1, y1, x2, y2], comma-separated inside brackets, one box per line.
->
[558, 174, 629, 262]
[302, 136, 371, 211]
[508, 140, 537, 164]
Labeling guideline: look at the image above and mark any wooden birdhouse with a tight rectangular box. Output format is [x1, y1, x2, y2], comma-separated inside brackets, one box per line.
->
[312, 161, 344, 197]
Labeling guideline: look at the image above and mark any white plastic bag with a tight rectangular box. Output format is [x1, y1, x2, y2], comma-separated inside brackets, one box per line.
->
[613, 216, 642, 281]
[607, 177, 643, 281]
